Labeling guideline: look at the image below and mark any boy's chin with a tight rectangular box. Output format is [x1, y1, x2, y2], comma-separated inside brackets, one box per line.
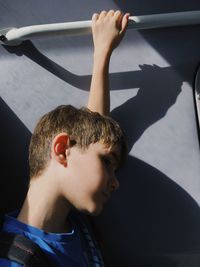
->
[91, 202, 104, 216]
[82, 204, 103, 217]
[90, 208, 102, 217]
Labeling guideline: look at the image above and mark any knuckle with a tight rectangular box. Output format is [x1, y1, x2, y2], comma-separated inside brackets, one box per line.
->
[92, 13, 98, 19]
[108, 9, 114, 13]
[116, 10, 122, 18]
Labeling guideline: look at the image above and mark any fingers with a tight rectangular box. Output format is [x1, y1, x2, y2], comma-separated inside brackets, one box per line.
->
[114, 10, 122, 19]
[92, 10, 123, 21]
[108, 10, 115, 16]
[114, 10, 123, 29]
[99, 10, 107, 19]
[92, 10, 109, 23]
[92, 13, 99, 22]
[120, 13, 130, 34]
[92, 10, 130, 32]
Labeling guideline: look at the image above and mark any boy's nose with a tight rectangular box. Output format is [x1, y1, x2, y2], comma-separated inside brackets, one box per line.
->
[110, 176, 120, 192]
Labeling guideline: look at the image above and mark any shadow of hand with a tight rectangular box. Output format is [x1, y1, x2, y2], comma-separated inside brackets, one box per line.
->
[111, 64, 183, 150]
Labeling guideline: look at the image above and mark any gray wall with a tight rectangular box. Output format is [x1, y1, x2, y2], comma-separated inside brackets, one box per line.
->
[1, 1, 200, 266]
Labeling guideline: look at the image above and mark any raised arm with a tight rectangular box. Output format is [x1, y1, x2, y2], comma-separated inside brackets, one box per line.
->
[87, 10, 130, 116]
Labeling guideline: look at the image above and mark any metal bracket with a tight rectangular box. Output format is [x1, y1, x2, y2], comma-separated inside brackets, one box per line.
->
[0, 28, 12, 44]
[0, 27, 23, 46]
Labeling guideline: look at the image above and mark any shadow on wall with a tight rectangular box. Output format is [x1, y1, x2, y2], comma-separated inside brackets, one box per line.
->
[94, 156, 200, 267]
[2, 41, 194, 92]
[96, 63, 200, 266]
[114, 0, 200, 86]
[3, 41, 190, 147]
[2, 41, 200, 267]
[111, 63, 183, 147]
[0, 98, 30, 224]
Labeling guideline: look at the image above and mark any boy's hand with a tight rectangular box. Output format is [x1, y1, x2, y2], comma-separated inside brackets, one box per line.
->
[92, 10, 130, 56]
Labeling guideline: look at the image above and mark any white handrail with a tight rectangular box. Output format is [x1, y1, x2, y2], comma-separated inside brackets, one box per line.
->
[1, 10, 200, 46]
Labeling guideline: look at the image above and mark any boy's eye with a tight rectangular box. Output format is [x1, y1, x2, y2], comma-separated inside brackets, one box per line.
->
[102, 156, 118, 171]
[102, 156, 112, 167]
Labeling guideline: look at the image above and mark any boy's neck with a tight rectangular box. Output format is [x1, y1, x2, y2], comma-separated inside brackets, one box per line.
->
[17, 173, 72, 234]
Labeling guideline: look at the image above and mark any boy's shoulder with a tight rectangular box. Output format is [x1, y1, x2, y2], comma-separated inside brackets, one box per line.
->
[0, 210, 86, 266]
[0, 210, 105, 267]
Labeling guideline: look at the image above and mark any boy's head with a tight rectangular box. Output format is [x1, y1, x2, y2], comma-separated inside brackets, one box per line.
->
[29, 105, 127, 215]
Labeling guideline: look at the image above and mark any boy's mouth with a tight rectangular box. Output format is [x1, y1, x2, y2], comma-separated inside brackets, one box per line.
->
[102, 192, 110, 200]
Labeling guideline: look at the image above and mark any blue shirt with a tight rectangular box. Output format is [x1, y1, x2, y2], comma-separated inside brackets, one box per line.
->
[0, 211, 105, 267]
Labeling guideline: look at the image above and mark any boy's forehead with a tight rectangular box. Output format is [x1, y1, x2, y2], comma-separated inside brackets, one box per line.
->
[94, 141, 120, 152]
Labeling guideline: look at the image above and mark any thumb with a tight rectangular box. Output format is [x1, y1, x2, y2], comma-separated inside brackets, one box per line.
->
[120, 13, 130, 36]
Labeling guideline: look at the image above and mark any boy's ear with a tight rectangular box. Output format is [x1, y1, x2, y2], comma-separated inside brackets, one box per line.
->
[51, 133, 70, 167]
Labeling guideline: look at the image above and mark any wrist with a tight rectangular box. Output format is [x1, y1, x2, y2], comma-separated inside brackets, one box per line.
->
[93, 50, 111, 71]
[93, 48, 112, 61]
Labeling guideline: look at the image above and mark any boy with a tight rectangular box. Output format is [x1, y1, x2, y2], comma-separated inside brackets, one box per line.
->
[0, 10, 130, 266]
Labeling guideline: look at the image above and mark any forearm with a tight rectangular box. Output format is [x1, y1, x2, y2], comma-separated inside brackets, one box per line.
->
[87, 10, 130, 116]
[87, 51, 111, 116]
